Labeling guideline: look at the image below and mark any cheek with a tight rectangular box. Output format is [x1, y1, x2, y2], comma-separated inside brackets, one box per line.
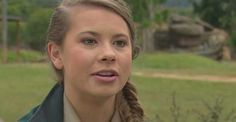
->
[119, 51, 132, 73]
[62, 47, 96, 73]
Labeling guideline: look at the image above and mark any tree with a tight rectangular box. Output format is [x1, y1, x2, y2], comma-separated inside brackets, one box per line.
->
[7, 0, 56, 51]
[1, 0, 8, 62]
[193, 0, 235, 30]
[193, 0, 236, 51]
[8, 0, 35, 20]
[125, 0, 166, 52]
[125, 0, 166, 23]
[26, 8, 52, 51]
[32, 0, 61, 8]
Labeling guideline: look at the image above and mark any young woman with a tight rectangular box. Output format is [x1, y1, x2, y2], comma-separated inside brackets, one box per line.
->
[19, 0, 144, 122]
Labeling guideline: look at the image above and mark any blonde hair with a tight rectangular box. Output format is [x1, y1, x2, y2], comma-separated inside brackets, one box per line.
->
[46, 0, 144, 121]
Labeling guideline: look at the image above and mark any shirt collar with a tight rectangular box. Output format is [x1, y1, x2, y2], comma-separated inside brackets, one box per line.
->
[63, 94, 121, 122]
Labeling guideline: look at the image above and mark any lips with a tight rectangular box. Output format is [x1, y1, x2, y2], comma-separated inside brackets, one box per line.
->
[91, 70, 118, 83]
[96, 71, 117, 76]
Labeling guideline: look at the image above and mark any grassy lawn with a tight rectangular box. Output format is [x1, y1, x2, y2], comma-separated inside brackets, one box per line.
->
[133, 52, 236, 77]
[0, 63, 54, 122]
[1, 53, 236, 122]
[133, 76, 236, 122]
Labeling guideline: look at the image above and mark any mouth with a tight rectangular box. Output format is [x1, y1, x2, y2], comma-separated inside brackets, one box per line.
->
[91, 70, 119, 83]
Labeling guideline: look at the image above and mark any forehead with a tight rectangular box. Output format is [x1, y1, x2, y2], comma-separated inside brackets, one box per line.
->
[65, 4, 130, 34]
[66, 3, 123, 22]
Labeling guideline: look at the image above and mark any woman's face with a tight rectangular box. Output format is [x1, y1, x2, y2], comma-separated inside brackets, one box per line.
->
[54, 5, 132, 98]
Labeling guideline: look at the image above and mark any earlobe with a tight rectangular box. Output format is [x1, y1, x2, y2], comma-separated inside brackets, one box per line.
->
[47, 42, 63, 70]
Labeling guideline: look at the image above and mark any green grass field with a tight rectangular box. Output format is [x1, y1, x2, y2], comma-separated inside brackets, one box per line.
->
[133, 52, 236, 76]
[1, 53, 236, 122]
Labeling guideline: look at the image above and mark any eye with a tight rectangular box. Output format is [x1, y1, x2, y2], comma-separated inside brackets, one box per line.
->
[113, 39, 128, 48]
[81, 38, 97, 46]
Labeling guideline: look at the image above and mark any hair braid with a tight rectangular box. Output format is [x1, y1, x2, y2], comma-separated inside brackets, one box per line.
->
[118, 82, 144, 122]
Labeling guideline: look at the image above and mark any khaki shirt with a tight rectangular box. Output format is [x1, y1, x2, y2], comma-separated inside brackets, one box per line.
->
[64, 94, 121, 122]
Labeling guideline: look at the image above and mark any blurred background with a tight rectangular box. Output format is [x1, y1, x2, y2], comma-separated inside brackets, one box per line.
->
[0, 0, 236, 122]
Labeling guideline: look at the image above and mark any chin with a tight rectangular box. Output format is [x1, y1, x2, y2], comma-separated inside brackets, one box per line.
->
[91, 88, 121, 98]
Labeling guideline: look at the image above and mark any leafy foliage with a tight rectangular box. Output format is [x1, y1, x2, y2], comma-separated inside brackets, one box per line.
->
[32, 0, 61, 8]
[8, 0, 35, 19]
[125, 0, 166, 24]
[6, 0, 56, 50]
[193, 0, 236, 49]
[193, 0, 235, 30]
[0, 49, 43, 62]
[25, 8, 53, 51]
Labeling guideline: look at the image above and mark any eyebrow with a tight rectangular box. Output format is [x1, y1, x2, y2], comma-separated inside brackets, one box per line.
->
[113, 33, 129, 39]
[77, 31, 129, 39]
[78, 31, 99, 36]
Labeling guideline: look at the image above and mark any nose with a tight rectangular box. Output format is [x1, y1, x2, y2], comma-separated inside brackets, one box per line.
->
[98, 43, 116, 63]
[101, 55, 115, 62]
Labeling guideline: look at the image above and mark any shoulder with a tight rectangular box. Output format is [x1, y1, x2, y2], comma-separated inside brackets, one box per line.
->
[18, 106, 40, 122]
[18, 84, 64, 122]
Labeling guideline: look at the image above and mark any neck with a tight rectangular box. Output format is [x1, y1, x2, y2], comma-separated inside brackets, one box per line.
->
[64, 86, 117, 122]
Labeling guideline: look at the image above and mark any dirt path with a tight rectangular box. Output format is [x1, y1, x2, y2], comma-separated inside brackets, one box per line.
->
[133, 71, 236, 82]
[0, 118, 4, 122]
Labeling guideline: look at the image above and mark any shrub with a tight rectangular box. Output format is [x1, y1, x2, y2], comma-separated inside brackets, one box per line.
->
[0, 49, 44, 63]
[229, 32, 236, 47]
[25, 8, 52, 51]
[153, 93, 236, 122]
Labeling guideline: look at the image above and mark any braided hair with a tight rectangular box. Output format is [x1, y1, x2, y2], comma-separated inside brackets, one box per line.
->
[118, 82, 144, 122]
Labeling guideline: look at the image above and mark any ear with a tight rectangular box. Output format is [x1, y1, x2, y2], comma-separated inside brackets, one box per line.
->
[47, 42, 63, 70]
